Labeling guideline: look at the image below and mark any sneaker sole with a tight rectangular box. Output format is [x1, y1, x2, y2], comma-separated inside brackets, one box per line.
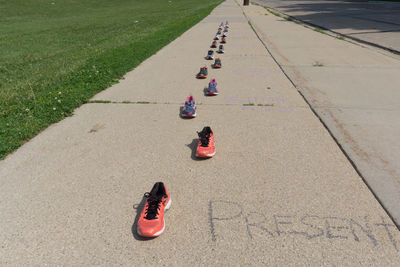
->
[183, 114, 197, 118]
[196, 151, 216, 158]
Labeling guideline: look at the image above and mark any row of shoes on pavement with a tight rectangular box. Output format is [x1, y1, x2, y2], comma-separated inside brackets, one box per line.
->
[137, 21, 230, 238]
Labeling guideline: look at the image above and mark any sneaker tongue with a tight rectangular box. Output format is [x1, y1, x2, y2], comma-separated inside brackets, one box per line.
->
[145, 196, 162, 220]
[199, 129, 211, 147]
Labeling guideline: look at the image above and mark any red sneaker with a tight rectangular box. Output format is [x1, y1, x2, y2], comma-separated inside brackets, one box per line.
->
[137, 182, 171, 237]
[196, 127, 216, 158]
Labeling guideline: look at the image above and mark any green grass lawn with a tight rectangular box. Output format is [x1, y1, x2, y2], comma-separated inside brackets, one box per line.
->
[0, 0, 223, 159]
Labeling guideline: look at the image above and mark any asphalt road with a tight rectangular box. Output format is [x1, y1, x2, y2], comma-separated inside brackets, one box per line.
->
[256, 0, 400, 53]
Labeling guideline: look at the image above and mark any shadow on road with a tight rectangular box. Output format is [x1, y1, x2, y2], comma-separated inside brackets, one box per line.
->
[186, 138, 210, 161]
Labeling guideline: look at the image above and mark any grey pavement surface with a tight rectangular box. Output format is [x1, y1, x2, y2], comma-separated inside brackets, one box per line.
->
[255, 0, 400, 53]
[1, 0, 400, 265]
[246, 0, 400, 228]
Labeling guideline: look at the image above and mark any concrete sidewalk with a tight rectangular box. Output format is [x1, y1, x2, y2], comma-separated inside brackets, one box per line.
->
[1, 0, 399, 265]
[244, 0, 400, 228]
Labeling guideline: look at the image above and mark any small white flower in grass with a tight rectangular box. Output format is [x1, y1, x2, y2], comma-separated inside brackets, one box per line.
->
[58, 100, 61, 103]
[53, 107, 56, 110]
[54, 97, 57, 100]
[134, 20, 139, 24]
[58, 91, 62, 95]
[25, 108, 29, 112]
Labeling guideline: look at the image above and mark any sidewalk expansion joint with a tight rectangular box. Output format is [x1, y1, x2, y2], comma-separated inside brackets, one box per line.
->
[313, 105, 399, 112]
[282, 64, 400, 70]
[88, 100, 308, 109]
[89, 100, 157, 104]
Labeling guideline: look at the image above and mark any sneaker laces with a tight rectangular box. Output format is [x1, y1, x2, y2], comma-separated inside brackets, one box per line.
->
[198, 131, 210, 147]
[143, 192, 164, 220]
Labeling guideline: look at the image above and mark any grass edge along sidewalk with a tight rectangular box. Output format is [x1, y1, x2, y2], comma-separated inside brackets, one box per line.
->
[0, 0, 223, 160]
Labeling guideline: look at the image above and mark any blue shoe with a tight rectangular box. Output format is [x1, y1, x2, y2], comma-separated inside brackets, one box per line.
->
[206, 79, 219, 96]
[182, 96, 197, 118]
